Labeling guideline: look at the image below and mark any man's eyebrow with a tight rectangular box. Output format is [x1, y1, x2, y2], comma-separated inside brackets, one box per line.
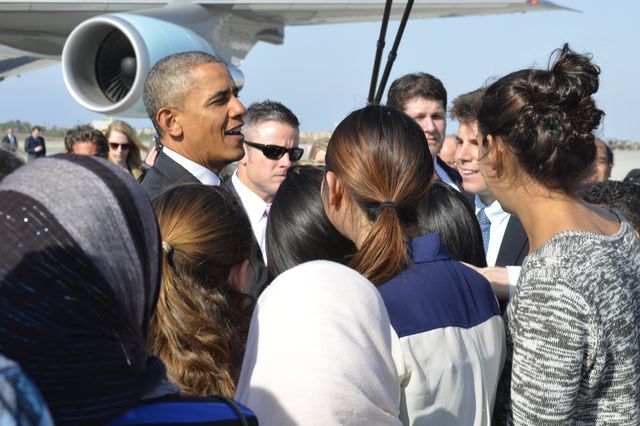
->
[206, 88, 232, 103]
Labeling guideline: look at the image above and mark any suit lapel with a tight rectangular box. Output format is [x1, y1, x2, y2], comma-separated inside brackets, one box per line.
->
[495, 215, 529, 267]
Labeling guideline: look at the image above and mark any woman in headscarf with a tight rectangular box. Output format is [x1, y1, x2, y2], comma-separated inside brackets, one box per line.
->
[0, 155, 256, 425]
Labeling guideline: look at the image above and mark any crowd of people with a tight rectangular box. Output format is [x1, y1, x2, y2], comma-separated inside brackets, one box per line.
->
[0, 44, 639, 426]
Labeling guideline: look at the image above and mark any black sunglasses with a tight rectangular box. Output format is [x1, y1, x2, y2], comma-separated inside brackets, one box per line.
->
[244, 141, 304, 161]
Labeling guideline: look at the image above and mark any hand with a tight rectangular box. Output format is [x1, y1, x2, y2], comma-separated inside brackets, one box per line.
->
[34, 145, 43, 152]
[144, 146, 159, 167]
[462, 263, 511, 302]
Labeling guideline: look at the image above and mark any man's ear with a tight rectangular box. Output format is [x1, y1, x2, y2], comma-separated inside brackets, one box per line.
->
[228, 258, 253, 295]
[324, 171, 343, 208]
[238, 144, 250, 167]
[157, 108, 183, 138]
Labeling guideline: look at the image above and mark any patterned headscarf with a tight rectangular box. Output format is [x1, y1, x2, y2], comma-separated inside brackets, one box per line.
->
[0, 155, 172, 424]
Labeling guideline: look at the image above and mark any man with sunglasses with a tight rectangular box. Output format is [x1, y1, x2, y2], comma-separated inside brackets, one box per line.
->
[225, 100, 302, 272]
[140, 51, 246, 200]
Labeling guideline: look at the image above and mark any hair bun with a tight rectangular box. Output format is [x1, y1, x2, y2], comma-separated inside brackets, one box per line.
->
[550, 43, 600, 105]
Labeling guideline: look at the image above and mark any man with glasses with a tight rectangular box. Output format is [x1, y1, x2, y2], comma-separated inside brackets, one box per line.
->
[140, 51, 246, 200]
[225, 100, 302, 271]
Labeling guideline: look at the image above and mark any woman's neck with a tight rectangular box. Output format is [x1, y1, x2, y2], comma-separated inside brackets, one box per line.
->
[510, 188, 619, 253]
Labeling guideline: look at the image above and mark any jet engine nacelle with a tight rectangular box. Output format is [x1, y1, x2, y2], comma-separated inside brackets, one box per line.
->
[61, 13, 244, 117]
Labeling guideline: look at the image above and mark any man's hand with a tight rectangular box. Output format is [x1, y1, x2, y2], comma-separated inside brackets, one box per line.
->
[144, 146, 159, 167]
[34, 145, 43, 152]
[462, 263, 511, 303]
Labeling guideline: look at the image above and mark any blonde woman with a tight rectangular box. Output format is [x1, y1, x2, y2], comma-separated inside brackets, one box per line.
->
[105, 120, 148, 178]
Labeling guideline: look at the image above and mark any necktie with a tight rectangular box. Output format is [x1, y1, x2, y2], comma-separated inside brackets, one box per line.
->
[263, 203, 271, 219]
[478, 208, 491, 255]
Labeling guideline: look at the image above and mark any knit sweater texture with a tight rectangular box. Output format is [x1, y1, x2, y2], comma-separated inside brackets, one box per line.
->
[493, 215, 640, 425]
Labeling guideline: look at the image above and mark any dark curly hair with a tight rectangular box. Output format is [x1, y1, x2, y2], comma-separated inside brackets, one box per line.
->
[477, 43, 605, 194]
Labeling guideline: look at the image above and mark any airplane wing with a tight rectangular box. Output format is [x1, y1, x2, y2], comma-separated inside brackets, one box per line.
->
[0, 0, 568, 115]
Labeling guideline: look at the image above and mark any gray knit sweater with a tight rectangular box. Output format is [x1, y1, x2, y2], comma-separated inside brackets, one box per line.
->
[493, 215, 640, 425]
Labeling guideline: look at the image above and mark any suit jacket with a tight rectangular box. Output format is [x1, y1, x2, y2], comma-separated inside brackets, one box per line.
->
[140, 151, 200, 201]
[221, 177, 270, 296]
[495, 215, 529, 267]
[1, 135, 17, 151]
[24, 136, 46, 159]
[436, 155, 462, 187]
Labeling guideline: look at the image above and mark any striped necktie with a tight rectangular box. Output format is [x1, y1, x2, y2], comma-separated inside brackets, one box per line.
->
[478, 207, 491, 255]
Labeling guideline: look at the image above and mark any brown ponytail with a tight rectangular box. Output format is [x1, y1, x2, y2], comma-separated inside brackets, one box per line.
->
[325, 105, 433, 285]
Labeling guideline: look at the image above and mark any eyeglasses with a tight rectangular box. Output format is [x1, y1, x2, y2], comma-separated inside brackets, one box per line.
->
[244, 141, 304, 161]
[109, 142, 130, 151]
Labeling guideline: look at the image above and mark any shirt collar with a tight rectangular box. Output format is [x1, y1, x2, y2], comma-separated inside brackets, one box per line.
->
[232, 172, 269, 223]
[162, 146, 221, 186]
[410, 233, 451, 264]
[474, 196, 509, 223]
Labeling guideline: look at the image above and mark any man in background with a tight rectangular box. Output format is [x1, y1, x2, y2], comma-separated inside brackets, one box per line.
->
[587, 137, 614, 183]
[451, 88, 529, 307]
[224, 100, 302, 294]
[140, 51, 246, 200]
[24, 126, 46, 160]
[1, 128, 17, 152]
[387, 72, 462, 189]
[64, 125, 108, 158]
[439, 135, 458, 169]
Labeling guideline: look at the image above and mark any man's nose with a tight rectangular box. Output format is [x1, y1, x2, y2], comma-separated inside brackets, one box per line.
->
[230, 96, 246, 117]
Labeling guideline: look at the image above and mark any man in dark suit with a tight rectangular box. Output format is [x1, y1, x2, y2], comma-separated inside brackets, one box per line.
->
[1, 128, 17, 152]
[451, 88, 529, 306]
[223, 100, 302, 295]
[24, 126, 46, 160]
[387, 72, 462, 189]
[140, 51, 246, 200]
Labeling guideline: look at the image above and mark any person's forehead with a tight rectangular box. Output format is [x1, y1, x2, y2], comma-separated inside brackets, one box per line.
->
[108, 130, 128, 143]
[190, 62, 232, 88]
[457, 121, 479, 137]
[404, 97, 445, 113]
[74, 141, 101, 155]
[250, 121, 299, 145]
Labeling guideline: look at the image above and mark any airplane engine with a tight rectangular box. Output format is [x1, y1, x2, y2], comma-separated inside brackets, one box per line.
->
[61, 13, 244, 117]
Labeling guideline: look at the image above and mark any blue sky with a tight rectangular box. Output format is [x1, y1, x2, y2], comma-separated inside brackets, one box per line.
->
[1, 0, 638, 140]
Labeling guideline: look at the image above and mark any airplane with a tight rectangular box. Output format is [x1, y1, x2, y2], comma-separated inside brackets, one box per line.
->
[0, 0, 565, 117]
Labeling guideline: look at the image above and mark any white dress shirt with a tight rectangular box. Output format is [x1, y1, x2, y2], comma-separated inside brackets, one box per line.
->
[162, 146, 221, 186]
[232, 172, 269, 263]
[435, 158, 460, 191]
[475, 197, 521, 295]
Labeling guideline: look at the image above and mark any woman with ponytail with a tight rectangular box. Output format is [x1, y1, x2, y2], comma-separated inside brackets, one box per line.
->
[322, 105, 505, 425]
[477, 44, 640, 424]
[150, 184, 256, 398]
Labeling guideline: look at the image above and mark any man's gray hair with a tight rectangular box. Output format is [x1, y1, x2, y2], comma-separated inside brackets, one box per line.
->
[243, 100, 300, 137]
[143, 51, 222, 135]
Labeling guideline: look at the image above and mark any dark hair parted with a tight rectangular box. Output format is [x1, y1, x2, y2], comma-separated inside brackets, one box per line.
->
[417, 182, 487, 267]
[64, 124, 109, 158]
[267, 165, 355, 277]
[387, 72, 447, 111]
[477, 43, 605, 194]
[450, 88, 485, 124]
[581, 181, 640, 233]
[150, 184, 254, 398]
[325, 105, 433, 285]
